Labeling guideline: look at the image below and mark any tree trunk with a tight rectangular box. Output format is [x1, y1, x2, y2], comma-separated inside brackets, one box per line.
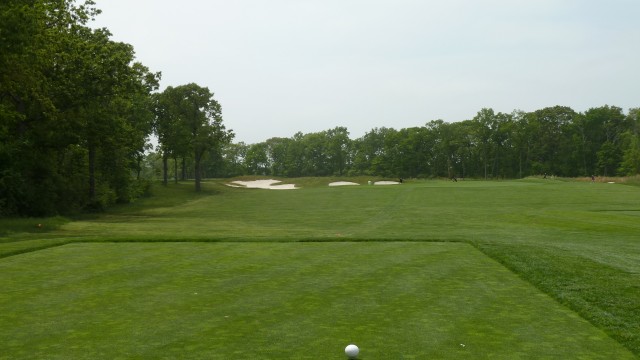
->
[88, 144, 96, 201]
[519, 149, 523, 179]
[162, 152, 168, 186]
[136, 155, 142, 180]
[483, 152, 488, 180]
[173, 156, 178, 184]
[493, 146, 499, 178]
[195, 150, 203, 192]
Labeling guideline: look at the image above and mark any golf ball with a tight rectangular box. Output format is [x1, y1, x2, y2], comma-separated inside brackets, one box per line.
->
[345, 344, 359, 358]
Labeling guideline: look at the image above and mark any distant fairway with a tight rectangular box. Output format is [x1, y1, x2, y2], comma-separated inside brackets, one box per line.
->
[1, 178, 639, 358]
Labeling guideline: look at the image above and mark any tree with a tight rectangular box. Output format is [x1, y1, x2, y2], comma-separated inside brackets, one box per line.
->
[216, 142, 248, 177]
[351, 127, 398, 176]
[510, 110, 534, 178]
[284, 132, 307, 177]
[245, 142, 269, 175]
[619, 133, 640, 175]
[422, 121, 448, 177]
[528, 106, 577, 176]
[325, 127, 351, 176]
[0, 0, 84, 215]
[0, 0, 158, 215]
[576, 106, 626, 176]
[396, 126, 430, 178]
[211, 103, 640, 180]
[300, 132, 330, 176]
[265, 137, 292, 176]
[472, 108, 497, 179]
[491, 112, 515, 178]
[153, 92, 190, 185]
[619, 108, 640, 175]
[66, 27, 159, 206]
[155, 84, 233, 191]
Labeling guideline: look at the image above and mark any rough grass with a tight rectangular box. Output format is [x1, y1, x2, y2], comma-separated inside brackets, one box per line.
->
[0, 216, 69, 238]
[476, 242, 640, 352]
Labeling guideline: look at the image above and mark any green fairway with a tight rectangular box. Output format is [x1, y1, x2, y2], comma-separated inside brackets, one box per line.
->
[0, 242, 634, 359]
[40, 178, 640, 244]
[1, 178, 640, 358]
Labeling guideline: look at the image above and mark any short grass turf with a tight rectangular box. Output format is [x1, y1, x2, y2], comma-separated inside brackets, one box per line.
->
[46, 178, 640, 244]
[2, 178, 640, 357]
[0, 242, 634, 359]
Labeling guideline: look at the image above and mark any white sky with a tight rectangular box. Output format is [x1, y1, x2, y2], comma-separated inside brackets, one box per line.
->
[93, 0, 640, 144]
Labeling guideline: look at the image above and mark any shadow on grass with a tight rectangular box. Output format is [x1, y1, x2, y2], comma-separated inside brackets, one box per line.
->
[0, 216, 70, 239]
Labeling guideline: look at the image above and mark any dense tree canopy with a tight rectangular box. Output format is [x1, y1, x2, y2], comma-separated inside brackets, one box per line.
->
[1, 2, 638, 217]
[153, 84, 233, 191]
[0, 0, 159, 215]
[206, 106, 639, 180]
[1, 0, 240, 216]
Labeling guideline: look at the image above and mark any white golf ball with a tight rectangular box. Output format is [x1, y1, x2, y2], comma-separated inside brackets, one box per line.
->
[345, 344, 359, 358]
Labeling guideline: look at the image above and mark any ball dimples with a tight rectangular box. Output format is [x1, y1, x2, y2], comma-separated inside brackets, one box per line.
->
[345, 344, 359, 358]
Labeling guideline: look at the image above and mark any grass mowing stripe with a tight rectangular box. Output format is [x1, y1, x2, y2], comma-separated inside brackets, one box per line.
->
[0, 242, 634, 359]
[0, 239, 75, 259]
[2, 179, 640, 356]
[476, 242, 640, 356]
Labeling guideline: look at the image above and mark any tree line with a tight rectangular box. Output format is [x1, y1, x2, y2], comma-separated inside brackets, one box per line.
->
[3, 2, 638, 217]
[0, 1, 230, 216]
[160, 105, 638, 181]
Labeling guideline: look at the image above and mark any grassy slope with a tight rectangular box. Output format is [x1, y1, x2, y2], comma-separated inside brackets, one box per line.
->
[1, 177, 639, 356]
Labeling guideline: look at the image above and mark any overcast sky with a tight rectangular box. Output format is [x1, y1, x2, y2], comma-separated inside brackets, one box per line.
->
[93, 0, 640, 144]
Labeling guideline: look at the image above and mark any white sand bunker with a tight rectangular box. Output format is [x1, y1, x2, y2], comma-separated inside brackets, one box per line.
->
[374, 181, 401, 185]
[228, 179, 297, 190]
[329, 181, 360, 186]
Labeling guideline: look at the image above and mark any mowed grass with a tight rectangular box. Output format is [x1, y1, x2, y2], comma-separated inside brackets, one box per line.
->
[1, 177, 640, 358]
[0, 242, 634, 359]
[37, 178, 640, 244]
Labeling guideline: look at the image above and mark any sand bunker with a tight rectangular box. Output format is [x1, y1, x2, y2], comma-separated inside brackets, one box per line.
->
[329, 181, 360, 186]
[329, 180, 400, 186]
[227, 179, 399, 189]
[228, 179, 297, 190]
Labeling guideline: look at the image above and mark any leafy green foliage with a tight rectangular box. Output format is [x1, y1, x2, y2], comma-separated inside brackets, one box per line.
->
[153, 84, 233, 191]
[208, 105, 640, 180]
[0, 1, 159, 216]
